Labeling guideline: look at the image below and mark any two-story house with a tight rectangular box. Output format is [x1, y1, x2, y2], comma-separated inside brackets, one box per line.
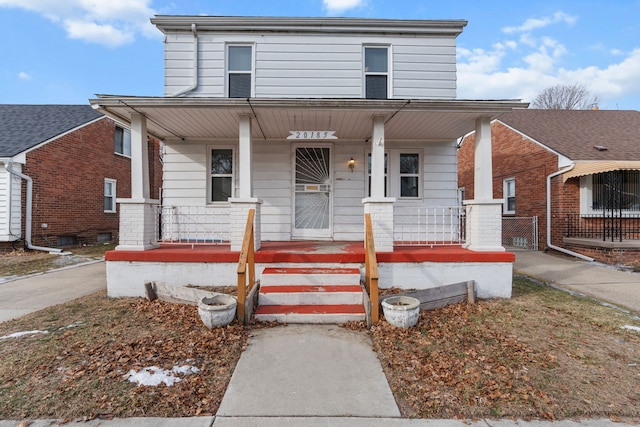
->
[91, 16, 527, 323]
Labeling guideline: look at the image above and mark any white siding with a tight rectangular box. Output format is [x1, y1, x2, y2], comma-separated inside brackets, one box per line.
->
[0, 165, 22, 242]
[163, 33, 458, 99]
[162, 139, 459, 243]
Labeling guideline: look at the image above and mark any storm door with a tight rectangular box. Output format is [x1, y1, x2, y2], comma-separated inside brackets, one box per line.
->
[292, 146, 332, 239]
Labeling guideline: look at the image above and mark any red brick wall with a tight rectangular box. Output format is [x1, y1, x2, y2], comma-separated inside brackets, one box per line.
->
[458, 121, 560, 250]
[18, 118, 162, 248]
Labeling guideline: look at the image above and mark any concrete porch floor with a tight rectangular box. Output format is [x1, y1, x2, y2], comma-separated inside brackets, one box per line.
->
[105, 241, 515, 264]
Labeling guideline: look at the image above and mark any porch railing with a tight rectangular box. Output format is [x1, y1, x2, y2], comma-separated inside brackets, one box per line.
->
[237, 209, 256, 325]
[395, 206, 466, 246]
[157, 205, 230, 244]
[364, 213, 379, 324]
[566, 213, 640, 242]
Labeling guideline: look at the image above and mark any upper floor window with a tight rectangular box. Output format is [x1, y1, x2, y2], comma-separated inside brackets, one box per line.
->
[114, 126, 131, 157]
[210, 148, 234, 202]
[228, 45, 253, 98]
[364, 46, 388, 99]
[503, 178, 515, 214]
[104, 178, 116, 213]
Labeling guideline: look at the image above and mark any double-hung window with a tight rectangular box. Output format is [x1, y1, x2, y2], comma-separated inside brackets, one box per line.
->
[210, 148, 234, 202]
[364, 46, 389, 99]
[367, 150, 421, 198]
[503, 178, 515, 214]
[114, 126, 131, 157]
[228, 45, 253, 98]
[104, 179, 116, 213]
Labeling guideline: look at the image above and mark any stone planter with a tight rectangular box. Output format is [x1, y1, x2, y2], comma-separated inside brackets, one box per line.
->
[381, 295, 420, 328]
[198, 294, 237, 328]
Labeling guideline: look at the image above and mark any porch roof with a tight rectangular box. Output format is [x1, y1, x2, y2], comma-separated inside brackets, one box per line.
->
[89, 96, 527, 142]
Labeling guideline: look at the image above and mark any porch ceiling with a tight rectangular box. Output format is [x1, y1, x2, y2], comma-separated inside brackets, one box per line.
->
[90, 96, 528, 142]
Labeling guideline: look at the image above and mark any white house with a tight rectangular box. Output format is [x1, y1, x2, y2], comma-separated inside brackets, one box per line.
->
[91, 16, 526, 322]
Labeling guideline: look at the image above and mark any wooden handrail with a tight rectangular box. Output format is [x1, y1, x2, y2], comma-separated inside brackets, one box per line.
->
[364, 213, 379, 323]
[237, 209, 256, 324]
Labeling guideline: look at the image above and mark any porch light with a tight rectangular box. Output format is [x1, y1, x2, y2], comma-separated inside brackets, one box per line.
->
[348, 157, 355, 172]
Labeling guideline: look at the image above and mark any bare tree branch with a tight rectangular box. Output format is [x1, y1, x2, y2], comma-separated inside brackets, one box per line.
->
[531, 83, 600, 110]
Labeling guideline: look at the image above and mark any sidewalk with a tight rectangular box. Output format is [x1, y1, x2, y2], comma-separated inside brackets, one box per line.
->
[0, 261, 106, 323]
[513, 250, 640, 314]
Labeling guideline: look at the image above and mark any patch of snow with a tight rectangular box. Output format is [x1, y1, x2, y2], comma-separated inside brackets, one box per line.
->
[125, 364, 200, 387]
[0, 330, 49, 340]
[622, 325, 640, 332]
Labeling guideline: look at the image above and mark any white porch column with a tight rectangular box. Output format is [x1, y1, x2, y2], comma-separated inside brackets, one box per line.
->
[238, 114, 253, 199]
[464, 116, 505, 252]
[116, 113, 159, 251]
[362, 115, 395, 252]
[229, 114, 261, 251]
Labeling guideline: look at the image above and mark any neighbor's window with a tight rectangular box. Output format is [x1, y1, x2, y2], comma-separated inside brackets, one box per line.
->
[591, 170, 640, 211]
[364, 46, 388, 99]
[104, 179, 116, 213]
[210, 148, 233, 202]
[114, 126, 131, 157]
[228, 45, 253, 98]
[503, 178, 515, 214]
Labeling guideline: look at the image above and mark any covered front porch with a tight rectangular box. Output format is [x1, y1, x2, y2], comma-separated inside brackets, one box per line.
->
[91, 96, 525, 303]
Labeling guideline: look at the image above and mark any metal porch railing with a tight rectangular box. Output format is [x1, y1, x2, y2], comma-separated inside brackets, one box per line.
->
[566, 213, 640, 242]
[157, 205, 230, 244]
[395, 206, 466, 246]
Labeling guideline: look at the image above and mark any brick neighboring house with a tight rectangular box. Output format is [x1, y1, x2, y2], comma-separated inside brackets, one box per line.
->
[0, 105, 162, 252]
[458, 109, 640, 265]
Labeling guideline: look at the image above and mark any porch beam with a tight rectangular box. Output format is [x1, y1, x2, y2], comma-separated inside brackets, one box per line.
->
[130, 113, 151, 200]
[238, 114, 253, 199]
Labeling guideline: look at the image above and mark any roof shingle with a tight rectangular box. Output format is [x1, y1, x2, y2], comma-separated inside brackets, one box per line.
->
[0, 105, 104, 158]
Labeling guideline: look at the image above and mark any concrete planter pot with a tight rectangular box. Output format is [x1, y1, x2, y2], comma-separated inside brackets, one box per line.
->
[381, 295, 420, 328]
[198, 294, 237, 328]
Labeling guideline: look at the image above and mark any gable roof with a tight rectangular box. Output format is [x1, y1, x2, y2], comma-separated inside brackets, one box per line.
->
[0, 105, 105, 158]
[496, 109, 640, 161]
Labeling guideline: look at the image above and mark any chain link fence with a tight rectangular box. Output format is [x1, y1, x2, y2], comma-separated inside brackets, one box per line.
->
[502, 216, 538, 251]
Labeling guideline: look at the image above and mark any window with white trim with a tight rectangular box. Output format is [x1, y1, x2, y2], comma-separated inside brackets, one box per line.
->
[227, 45, 253, 98]
[364, 46, 389, 99]
[210, 148, 234, 202]
[104, 179, 116, 213]
[583, 171, 640, 213]
[503, 178, 515, 214]
[114, 126, 131, 157]
[367, 150, 421, 198]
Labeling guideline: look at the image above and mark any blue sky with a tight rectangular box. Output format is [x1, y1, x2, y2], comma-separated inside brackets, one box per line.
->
[1, 0, 639, 110]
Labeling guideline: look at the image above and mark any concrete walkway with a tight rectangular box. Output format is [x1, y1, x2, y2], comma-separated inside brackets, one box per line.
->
[0, 261, 106, 323]
[513, 251, 640, 313]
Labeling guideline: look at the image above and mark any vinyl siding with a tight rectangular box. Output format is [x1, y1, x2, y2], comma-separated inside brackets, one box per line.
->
[0, 165, 22, 242]
[163, 33, 457, 99]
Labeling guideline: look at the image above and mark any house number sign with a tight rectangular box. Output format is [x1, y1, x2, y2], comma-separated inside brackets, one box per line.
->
[287, 130, 337, 140]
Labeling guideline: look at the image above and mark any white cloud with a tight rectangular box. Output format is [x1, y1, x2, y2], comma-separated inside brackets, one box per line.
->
[503, 11, 577, 34]
[0, 0, 157, 47]
[18, 71, 31, 80]
[323, 0, 366, 15]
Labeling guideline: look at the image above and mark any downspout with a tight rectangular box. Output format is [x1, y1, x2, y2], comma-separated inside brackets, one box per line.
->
[4, 161, 63, 253]
[171, 23, 199, 97]
[546, 163, 593, 261]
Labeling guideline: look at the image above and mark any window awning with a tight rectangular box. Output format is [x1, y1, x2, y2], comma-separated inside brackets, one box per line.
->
[562, 161, 640, 182]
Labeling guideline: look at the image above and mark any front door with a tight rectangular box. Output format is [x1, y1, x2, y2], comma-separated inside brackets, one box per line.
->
[292, 145, 332, 239]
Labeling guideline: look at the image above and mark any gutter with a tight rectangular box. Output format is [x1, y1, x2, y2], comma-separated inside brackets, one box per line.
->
[4, 161, 63, 254]
[171, 23, 199, 97]
[546, 163, 594, 261]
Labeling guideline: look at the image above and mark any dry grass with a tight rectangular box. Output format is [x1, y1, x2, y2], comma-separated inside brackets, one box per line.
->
[370, 277, 640, 420]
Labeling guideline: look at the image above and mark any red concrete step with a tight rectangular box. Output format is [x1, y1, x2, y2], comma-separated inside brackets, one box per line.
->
[259, 285, 363, 306]
[254, 304, 366, 324]
[260, 267, 361, 286]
